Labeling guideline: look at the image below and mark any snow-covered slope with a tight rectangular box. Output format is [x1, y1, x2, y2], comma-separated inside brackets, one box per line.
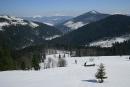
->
[29, 22, 39, 28]
[45, 35, 61, 40]
[44, 22, 54, 26]
[0, 22, 10, 30]
[0, 56, 130, 87]
[64, 21, 87, 30]
[0, 15, 62, 49]
[56, 10, 109, 33]
[0, 15, 39, 31]
[89, 34, 130, 47]
[63, 10, 101, 30]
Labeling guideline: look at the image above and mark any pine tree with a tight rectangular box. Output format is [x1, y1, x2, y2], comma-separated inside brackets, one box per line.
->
[21, 62, 26, 70]
[95, 63, 107, 83]
[63, 54, 65, 58]
[32, 54, 40, 70]
[59, 54, 61, 59]
[0, 47, 15, 71]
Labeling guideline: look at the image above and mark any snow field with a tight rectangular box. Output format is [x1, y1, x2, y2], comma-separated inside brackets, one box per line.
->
[0, 56, 130, 87]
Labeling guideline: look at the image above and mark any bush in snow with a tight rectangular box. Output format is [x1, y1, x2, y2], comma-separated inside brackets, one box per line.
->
[47, 57, 56, 68]
[58, 58, 66, 67]
[44, 57, 52, 69]
[95, 63, 107, 83]
[44, 57, 58, 69]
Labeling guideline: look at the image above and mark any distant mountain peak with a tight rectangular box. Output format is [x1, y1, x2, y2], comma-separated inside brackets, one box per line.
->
[88, 10, 100, 14]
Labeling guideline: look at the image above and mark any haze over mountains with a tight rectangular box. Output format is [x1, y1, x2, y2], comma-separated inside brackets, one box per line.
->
[23, 16, 73, 26]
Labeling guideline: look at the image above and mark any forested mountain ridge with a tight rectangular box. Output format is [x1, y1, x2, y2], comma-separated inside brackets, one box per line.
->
[52, 15, 130, 46]
[55, 10, 109, 33]
[0, 15, 62, 49]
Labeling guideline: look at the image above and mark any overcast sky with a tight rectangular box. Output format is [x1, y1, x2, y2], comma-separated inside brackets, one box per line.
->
[0, 0, 130, 17]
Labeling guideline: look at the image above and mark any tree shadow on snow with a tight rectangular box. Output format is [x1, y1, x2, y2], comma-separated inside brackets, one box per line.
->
[81, 79, 97, 83]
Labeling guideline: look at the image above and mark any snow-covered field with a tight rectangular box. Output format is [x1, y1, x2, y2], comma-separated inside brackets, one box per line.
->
[0, 56, 130, 87]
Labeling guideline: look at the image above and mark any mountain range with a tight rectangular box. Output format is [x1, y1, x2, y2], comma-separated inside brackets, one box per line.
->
[0, 11, 130, 49]
[0, 11, 130, 71]
[0, 15, 62, 49]
[52, 14, 130, 47]
[55, 10, 109, 33]
[23, 16, 73, 26]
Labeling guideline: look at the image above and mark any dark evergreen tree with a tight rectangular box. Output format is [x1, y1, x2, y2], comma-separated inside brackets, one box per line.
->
[0, 47, 15, 71]
[63, 54, 65, 58]
[21, 62, 26, 70]
[95, 63, 107, 83]
[32, 54, 40, 70]
[59, 54, 61, 59]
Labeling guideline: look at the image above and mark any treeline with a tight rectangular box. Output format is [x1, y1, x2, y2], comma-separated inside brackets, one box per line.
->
[51, 15, 130, 46]
[110, 40, 130, 55]
[0, 40, 130, 71]
[0, 46, 15, 70]
[74, 40, 130, 56]
[0, 45, 45, 71]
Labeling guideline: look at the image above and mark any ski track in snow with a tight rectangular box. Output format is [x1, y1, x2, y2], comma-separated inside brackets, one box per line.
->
[0, 56, 130, 87]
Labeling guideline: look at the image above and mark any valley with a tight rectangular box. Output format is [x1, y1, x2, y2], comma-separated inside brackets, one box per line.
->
[0, 1, 130, 86]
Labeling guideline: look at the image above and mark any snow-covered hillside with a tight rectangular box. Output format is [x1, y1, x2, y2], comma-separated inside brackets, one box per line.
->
[0, 15, 39, 30]
[63, 11, 102, 30]
[89, 34, 130, 47]
[56, 10, 109, 33]
[44, 22, 54, 26]
[45, 35, 61, 40]
[64, 21, 87, 30]
[0, 55, 130, 87]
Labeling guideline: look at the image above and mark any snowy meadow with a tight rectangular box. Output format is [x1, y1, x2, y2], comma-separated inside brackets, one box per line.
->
[0, 55, 130, 87]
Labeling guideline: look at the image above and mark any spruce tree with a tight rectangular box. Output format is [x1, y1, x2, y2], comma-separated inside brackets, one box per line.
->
[21, 62, 26, 70]
[32, 54, 40, 70]
[63, 54, 65, 58]
[95, 63, 107, 83]
[59, 54, 61, 59]
[0, 47, 15, 71]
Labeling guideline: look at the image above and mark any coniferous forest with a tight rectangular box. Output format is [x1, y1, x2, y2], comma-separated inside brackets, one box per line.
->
[0, 39, 130, 71]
